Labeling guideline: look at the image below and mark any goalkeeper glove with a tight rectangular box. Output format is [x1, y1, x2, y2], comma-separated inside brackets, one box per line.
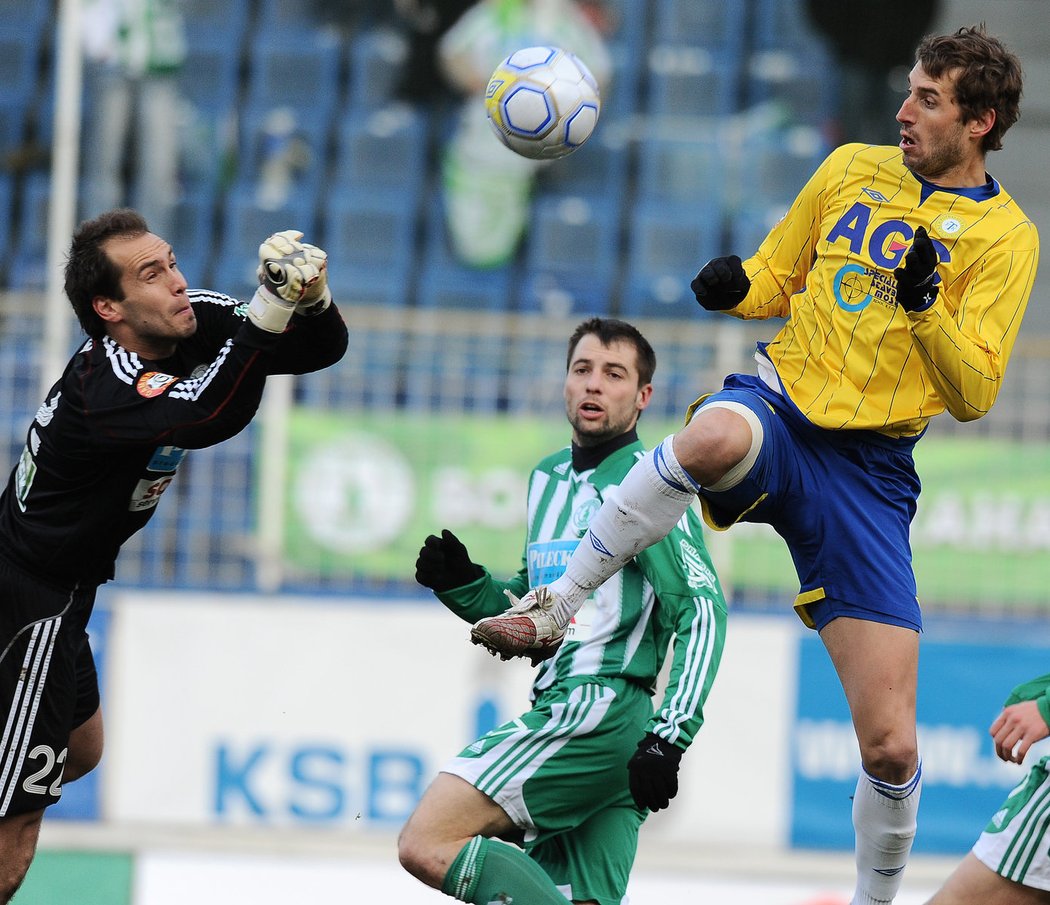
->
[627, 733, 683, 812]
[415, 529, 484, 592]
[691, 255, 750, 311]
[894, 226, 940, 312]
[295, 242, 331, 315]
[247, 229, 325, 332]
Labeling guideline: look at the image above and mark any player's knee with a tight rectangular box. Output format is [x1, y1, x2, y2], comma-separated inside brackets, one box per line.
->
[0, 814, 42, 903]
[678, 402, 763, 487]
[860, 734, 919, 784]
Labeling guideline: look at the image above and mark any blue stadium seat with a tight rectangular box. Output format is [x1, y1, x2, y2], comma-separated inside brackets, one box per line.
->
[169, 188, 219, 289]
[730, 202, 788, 258]
[645, 45, 739, 119]
[9, 173, 49, 291]
[181, 0, 249, 45]
[620, 201, 723, 319]
[333, 104, 429, 200]
[635, 133, 725, 208]
[0, 174, 12, 287]
[212, 186, 320, 301]
[297, 330, 405, 411]
[735, 130, 828, 208]
[234, 103, 330, 204]
[653, 0, 747, 55]
[520, 194, 621, 316]
[321, 190, 416, 308]
[347, 27, 409, 111]
[0, 32, 39, 108]
[244, 29, 341, 130]
[534, 129, 629, 202]
[753, 0, 827, 54]
[401, 328, 511, 413]
[417, 192, 517, 312]
[745, 46, 837, 130]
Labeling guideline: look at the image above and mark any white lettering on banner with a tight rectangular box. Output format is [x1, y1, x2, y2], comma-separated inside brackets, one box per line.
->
[432, 467, 525, 529]
[915, 494, 1050, 551]
[795, 720, 1025, 788]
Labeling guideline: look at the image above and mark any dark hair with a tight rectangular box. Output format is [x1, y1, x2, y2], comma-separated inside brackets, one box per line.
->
[916, 25, 1023, 152]
[566, 317, 656, 387]
[63, 208, 150, 338]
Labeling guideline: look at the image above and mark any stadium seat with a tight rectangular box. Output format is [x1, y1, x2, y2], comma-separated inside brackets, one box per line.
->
[180, 0, 249, 45]
[730, 202, 789, 258]
[520, 194, 621, 316]
[745, 46, 838, 131]
[401, 327, 511, 413]
[653, 0, 747, 56]
[321, 190, 416, 308]
[635, 132, 725, 208]
[244, 29, 342, 131]
[0, 32, 40, 108]
[347, 27, 410, 111]
[417, 192, 517, 312]
[169, 188, 219, 289]
[645, 44, 739, 119]
[297, 329, 405, 411]
[8, 173, 50, 291]
[333, 104, 429, 201]
[234, 103, 331, 206]
[620, 201, 723, 319]
[734, 130, 828, 209]
[534, 129, 629, 202]
[212, 186, 320, 301]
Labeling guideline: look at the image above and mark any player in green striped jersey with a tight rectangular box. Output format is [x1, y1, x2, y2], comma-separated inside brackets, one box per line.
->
[398, 318, 727, 905]
[926, 674, 1050, 904]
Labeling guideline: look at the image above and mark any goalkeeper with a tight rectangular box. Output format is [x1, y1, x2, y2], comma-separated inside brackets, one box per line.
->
[0, 209, 347, 902]
[398, 318, 727, 905]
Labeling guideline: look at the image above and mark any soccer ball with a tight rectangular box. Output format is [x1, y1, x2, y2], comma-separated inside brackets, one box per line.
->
[484, 46, 601, 161]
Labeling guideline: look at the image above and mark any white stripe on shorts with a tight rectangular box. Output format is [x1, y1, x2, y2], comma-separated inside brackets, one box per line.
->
[0, 616, 61, 816]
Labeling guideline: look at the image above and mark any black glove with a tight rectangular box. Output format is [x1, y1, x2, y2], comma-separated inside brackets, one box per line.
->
[690, 255, 750, 311]
[627, 733, 683, 812]
[893, 226, 940, 312]
[415, 529, 484, 592]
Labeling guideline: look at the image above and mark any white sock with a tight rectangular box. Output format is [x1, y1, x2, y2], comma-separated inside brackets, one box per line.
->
[851, 761, 922, 905]
[548, 435, 696, 624]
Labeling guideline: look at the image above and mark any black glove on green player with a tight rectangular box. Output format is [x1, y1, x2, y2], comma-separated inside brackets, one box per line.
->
[627, 733, 683, 812]
[691, 255, 750, 310]
[415, 529, 484, 592]
[893, 226, 940, 312]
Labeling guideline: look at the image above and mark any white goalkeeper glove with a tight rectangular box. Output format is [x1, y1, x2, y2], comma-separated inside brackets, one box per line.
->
[247, 229, 325, 332]
[295, 242, 331, 315]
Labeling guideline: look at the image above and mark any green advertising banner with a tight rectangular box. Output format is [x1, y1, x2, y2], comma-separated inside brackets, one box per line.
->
[283, 411, 1050, 610]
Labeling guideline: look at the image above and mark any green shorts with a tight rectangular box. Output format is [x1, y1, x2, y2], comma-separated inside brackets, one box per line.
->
[441, 677, 651, 905]
[973, 755, 1050, 891]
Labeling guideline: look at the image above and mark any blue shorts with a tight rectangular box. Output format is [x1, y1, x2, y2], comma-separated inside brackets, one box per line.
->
[689, 373, 922, 632]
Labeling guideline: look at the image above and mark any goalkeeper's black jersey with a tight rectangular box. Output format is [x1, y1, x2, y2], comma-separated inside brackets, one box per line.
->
[0, 289, 347, 589]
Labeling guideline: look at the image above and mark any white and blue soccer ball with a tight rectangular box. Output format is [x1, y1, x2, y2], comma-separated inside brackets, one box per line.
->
[484, 46, 601, 161]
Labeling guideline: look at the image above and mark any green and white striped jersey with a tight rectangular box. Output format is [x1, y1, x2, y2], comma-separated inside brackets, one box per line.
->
[438, 439, 727, 751]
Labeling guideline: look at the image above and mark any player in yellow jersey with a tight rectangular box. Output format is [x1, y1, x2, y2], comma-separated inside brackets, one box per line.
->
[470, 25, 1039, 905]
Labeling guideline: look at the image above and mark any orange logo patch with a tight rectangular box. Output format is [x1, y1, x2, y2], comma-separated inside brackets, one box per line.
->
[136, 372, 178, 398]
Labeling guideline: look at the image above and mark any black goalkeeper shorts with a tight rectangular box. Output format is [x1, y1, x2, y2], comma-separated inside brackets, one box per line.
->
[0, 554, 99, 817]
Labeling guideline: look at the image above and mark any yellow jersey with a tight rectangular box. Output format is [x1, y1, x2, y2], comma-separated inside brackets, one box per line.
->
[734, 143, 1040, 437]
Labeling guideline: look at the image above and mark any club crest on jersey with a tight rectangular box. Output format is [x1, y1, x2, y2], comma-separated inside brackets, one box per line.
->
[136, 372, 178, 398]
[572, 498, 600, 532]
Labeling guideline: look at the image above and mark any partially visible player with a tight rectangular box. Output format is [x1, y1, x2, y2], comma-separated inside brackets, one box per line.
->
[925, 674, 1050, 904]
[399, 318, 727, 905]
[471, 26, 1038, 905]
[0, 210, 348, 901]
